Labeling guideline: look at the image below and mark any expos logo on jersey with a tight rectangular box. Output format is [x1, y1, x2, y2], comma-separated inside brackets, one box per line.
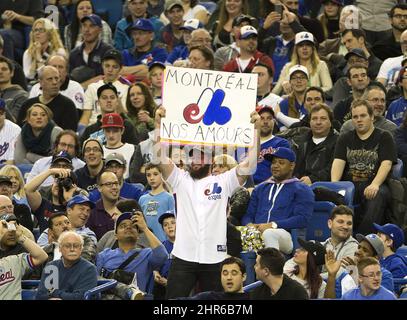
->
[204, 182, 222, 200]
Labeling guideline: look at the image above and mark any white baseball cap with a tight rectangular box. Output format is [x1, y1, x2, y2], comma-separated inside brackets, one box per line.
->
[289, 64, 309, 79]
[239, 25, 258, 39]
[179, 19, 203, 31]
[295, 31, 314, 45]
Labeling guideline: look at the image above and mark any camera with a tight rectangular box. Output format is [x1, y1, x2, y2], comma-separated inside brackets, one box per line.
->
[57, 176, 74, 191]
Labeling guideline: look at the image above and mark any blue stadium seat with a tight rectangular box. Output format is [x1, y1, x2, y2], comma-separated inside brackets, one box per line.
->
[243, 280, 262, 292]
[92, 0, 123, 30]
[240, 251, 257, 286]
[392, 158, 404, 180]
[311, 181, 355, 208]
[305, 201, 336, 242]
[16, 163, 33, 182]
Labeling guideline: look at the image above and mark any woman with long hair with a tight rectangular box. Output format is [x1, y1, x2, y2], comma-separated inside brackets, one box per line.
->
[318, 0, 343, 39]
[64, 0, 112, 50]
[284, 238, 327, 299]
[211, 0, 249, 49]
[14, 103, 62, 164]
[0, 165, 27, 205]
[125, 82, 157, 141]
[181, 0, 209, 25]
[23, 18, 66, 80]
[272, 31, 332, 96]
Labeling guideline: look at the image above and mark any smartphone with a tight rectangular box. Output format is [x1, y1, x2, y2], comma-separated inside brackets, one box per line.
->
[275, 4, 283, 16]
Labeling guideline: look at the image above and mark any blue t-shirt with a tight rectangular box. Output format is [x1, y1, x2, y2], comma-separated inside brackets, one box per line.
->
[386, 96, 407, 127]
[139, 191, 175, 242]
[271, 36, 294, 82]
[341, 286, 397, 300]
[122, 46, 168, 67]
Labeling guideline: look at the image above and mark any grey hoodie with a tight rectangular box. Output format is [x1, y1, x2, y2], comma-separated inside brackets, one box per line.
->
[0, 85, 28, 121]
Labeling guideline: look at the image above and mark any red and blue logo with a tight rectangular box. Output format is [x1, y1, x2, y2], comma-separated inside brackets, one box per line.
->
[204, 182, 223, 200]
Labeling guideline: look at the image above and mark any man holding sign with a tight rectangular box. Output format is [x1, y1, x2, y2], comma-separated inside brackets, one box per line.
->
[152, 67, 260, 298]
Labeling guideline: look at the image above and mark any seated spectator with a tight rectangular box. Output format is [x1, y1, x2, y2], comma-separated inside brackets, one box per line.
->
[148, 62, 165, 106]
[223, 26, 274, 74]
[242, 147, 314, 255]
[69, 14, 114, 87]
[253, 64, 282, 109]
[0, 99, 21, 164]
[14, 103, 63, 164]
[273, 32, 332, 96]
[284, 238, 327, 298]
[294, 103, 338, 185]
[341, 257, 396, 300]
[17, 66, 79, 131]
[153, 211, 176, 299]
[23, 18, 66, 81]
[26, 130, 85, 188]
[114, 0, 164, 51]
[36, 231, 98, 300]
[97, 210, 168, 295]
[86, 171, 121, 240]
[252, 106, 290, 185]
[0, 35, 27, 91]
[0, 217, 47, 300]
[0, 165, 27, 206]
[122, 18, 168, 80]
[159, 0, 185, 53]
[0, 56, 28, 123]
[188, 45, 214, 69]
[341, 84, 397, 136]
[386, 66, 407, 126]
[80, 83, 139, 146]
[75, 138, 104, 192]
[250, 247, 309, 300]
[89, 153, 144, 203]
[29, 55, 85, 114]
[64, 0, 113, 51]
[139, 163, 175, 242]
[81, 49, 129, 126]
[125, 82, 157, 141]
[395, 113, 407, 177]
[375, 223, 407, 280]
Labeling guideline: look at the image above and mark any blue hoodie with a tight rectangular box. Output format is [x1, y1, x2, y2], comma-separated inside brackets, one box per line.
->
[380, 253, 407, 279]
[242, 177, 314, 230]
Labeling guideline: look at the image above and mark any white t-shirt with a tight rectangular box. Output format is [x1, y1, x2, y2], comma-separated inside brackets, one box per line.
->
[29, 79, 85, 110]
[376, 55, 403, 87]
[84, 79, 129, 124]
[167, 166, 240, 264]
[0, 119, 21, 162]
[103, 143, 135, 179]
[183, 5, 208, 21]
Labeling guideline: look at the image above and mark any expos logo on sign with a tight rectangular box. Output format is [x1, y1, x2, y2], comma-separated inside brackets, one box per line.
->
[183, 88, 232, 125]
[204, 182, 222, 200]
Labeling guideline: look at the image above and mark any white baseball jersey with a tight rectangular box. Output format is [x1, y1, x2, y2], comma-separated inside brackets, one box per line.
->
[0, 253, 34, 300]
[103, 143, 135, 179]
[0, 120, 21, 162]
[29, 80, 85, 110]
[83, 80, 129, 124]
[167, 166, 240, 264]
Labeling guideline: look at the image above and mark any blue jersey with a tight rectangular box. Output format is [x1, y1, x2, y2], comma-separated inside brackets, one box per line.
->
[122, 46, 168, 67]
[386, 96, 407, 126]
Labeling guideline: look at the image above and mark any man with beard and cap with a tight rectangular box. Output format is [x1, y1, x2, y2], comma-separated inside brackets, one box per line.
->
[153, 105, 261, 299]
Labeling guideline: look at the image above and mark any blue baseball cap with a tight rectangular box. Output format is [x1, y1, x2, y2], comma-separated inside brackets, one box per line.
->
[67, 194, 95, 209]
[81, 14, 103, 28]
[0, 98, 5, 111]
[239, 25, 258, 39]
[264, 147, 296, 162]
[374, 223, 405, 249]
[51, 151, 72, 166]
[128, 18, 154, 32]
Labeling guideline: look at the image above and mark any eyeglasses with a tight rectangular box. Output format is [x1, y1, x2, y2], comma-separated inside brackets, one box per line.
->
[368, 98, 385, 104]
[61, 243, 82, 250]
[360, 271, 382, 279]
[291, 76, 307, 81]
[84, 147, 102, 154]
[118, 222, 135, 230]
[59, 142, 75, 150]
[393, 14, 407, 19]
[100, 181, 120, 188]
[33, 28, 46, 33]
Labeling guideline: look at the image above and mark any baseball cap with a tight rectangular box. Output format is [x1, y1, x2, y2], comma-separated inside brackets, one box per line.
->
[344, 48, 368, 61]
[105, 152, 127, 166]
[102, 49, 123, 66]
[0, 98, 5, 111]
[67, 194, 95, 209]
[263, 147, 296, 162]
[128, 18, 154, 32]
[165, 0, 183, 11]
[0, 175, 12, 185]
[101, 113, 124, 129]
[148, 61, 166, 71]
[158, 211, 176, 226]
[298, 238, 326, 266]
[81, 14, 102, 28]
[374, 223, 405, 249]
[97, 83, 118, 99]
[51, 151, 72, 166]
[115, 212, 133, 233]
[257, 106, 275, 117]
[239, 25, 258, 39]
[322, 0, 344, 5]
[288, 64, 309, 79]
[232, 14, 254, 27]
[295, 31, 315, 45]
[356, 233, 384, 257]
[179, 19, 203, 31]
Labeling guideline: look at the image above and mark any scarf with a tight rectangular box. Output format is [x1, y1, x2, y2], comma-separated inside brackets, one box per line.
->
[21, 121, 55, 156]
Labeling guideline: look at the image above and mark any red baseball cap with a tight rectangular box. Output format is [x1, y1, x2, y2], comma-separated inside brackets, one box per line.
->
[101, 113, 124, 128]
